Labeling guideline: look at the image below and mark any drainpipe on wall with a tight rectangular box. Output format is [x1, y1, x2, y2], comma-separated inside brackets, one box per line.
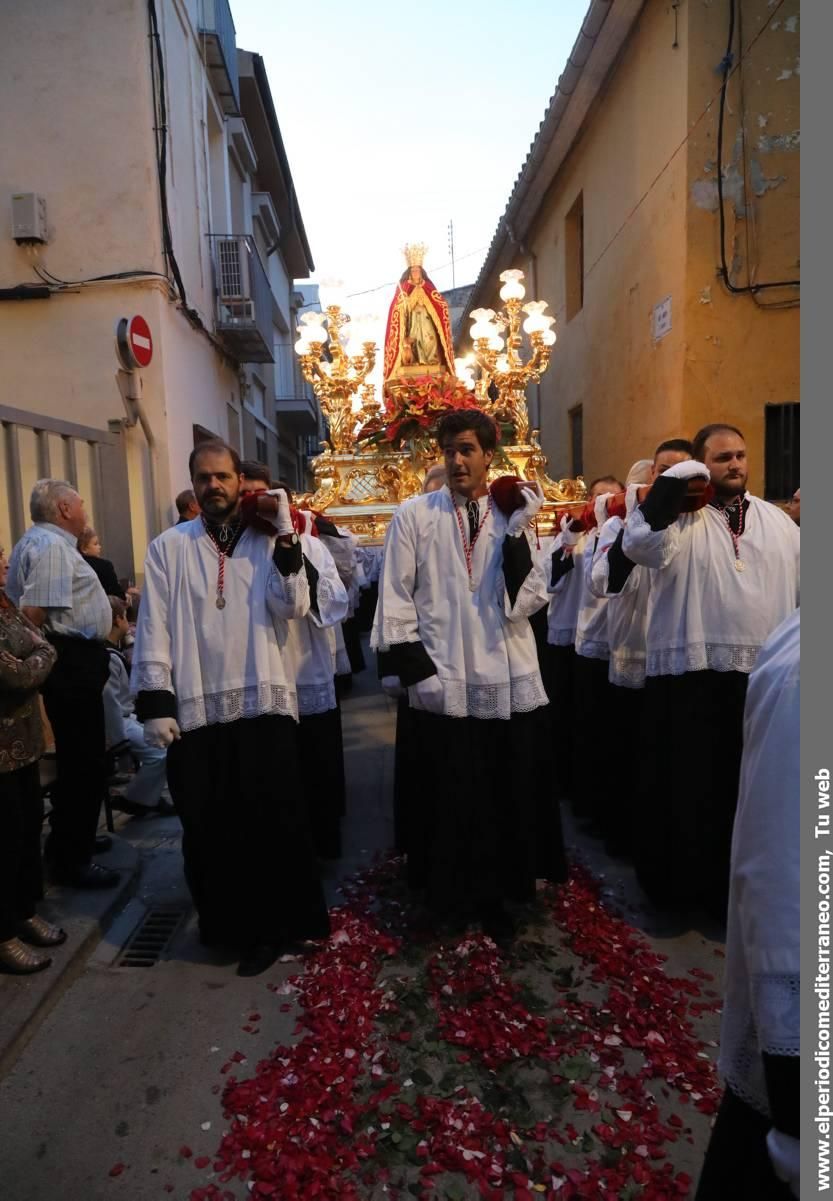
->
[115, 368, 162, 538]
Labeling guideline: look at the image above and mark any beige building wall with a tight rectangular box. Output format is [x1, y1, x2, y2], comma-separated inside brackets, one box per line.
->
[532, 0, 690, 483]
[462, 0, 799, 497]
[0, 0, 247, 577]
[682, 0, 800, 492]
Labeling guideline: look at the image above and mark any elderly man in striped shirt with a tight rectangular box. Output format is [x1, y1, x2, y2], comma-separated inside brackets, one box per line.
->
[6, 479, 117, 888]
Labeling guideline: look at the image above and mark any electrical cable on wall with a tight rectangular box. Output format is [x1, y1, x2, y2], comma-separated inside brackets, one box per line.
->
[33, 262, 169, 288]
[716, 0, 799, 298]
[147, 0, 203, 330]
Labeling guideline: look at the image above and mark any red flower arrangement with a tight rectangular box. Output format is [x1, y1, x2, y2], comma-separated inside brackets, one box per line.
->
[356, 375, 483, 453]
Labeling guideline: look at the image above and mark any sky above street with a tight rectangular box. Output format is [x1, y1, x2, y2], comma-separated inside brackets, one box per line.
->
[232, 0, 589, 319]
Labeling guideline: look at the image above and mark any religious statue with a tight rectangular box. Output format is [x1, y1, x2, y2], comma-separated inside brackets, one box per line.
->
[383, 244, 456, 387]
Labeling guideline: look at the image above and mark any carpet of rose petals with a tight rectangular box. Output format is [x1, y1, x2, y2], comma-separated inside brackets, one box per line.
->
[184, 857, 722, 1201]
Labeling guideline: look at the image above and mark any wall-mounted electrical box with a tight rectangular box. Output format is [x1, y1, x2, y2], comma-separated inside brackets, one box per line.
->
[11, 193, 48, 244]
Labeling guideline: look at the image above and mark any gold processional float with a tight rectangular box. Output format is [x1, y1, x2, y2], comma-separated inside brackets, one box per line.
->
[294, 245, 587, 543]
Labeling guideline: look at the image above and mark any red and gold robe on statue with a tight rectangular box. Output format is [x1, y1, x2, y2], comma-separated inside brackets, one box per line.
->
[383, 272, 455, 385]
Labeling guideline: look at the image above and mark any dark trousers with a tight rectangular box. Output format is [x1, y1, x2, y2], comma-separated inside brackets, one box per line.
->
[540, 643, 577, 802]
[342, 617, 366, 674]
[635, 670, 749, 918]
[572, 654, 614, 823]
[41, 637, 108, 871]
[0, 763, 45, 941]
[298, 705, 346, 860]
[695, 1088, 793, 1200]
[407, 708, 566, 917]
[166, 715, 330, 948]
[603, 683, 645, 858]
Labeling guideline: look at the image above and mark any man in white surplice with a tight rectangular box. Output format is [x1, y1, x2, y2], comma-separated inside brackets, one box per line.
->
[132, 441, 329, 977]
[621, 423, 800, 919]
[372, 410, 566, 940]
[695, 609, 799, 1200]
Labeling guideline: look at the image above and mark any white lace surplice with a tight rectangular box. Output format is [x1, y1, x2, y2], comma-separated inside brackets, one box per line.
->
[131, 520, 309, 731]
[719, 610, 800, 1117]
[545, 531, 586, 648]
[622, 496, 800, 676]
[589, 515, 650, 689]
[574, 529, 610, 662]
[288, 531, 349, 716]
[371, 488, 548, 720]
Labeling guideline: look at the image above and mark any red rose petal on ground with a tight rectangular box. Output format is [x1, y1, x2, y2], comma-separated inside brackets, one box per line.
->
[194, 1155, 211, 1169]
[179, 1146, 193, 1159]
[108, 1162, 126, 1177]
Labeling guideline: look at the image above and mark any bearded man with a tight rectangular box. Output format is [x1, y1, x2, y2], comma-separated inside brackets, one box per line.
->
[132, 441, 329, 976]
[622, 424, 800, 917]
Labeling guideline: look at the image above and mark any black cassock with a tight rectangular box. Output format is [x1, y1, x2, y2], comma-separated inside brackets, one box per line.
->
[165, 713, 329, 947]
[137, 532, 329, 950]
[379, 532, 567, 919]
[298, 703, 346, 860]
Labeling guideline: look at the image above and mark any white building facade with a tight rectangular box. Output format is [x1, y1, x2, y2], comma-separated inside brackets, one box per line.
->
[0, 0, 319, 582]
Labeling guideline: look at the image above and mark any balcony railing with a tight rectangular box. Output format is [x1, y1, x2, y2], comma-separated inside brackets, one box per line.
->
[273, 344, 319, 433]
[198, 0, 240, 115]
[209, 235, 274, 363]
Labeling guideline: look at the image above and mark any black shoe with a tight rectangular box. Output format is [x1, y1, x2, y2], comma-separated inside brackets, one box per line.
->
[479, 903, 517, 944]
[52, 862, 120, 889]
[94, 834, 113, 853]
[237, 943, 281, 977]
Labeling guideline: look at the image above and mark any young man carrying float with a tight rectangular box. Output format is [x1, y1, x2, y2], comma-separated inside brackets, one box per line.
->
[372, 409, 566, 940]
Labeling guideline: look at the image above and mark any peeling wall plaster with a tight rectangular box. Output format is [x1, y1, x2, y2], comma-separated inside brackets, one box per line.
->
[757, 130, 800, 153]
[691, 130, 787, 213]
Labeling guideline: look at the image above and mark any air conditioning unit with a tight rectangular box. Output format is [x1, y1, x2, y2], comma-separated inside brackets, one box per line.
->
[216, 238, 253, 323]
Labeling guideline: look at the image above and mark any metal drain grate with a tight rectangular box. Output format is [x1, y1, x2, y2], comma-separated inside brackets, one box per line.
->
[117, 908, 187, 967]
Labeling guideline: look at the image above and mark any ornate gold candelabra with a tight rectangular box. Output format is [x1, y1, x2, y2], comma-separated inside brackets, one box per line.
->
[294, 293, 377, 453]
[294, 262, 584, 543]
[467, 269, 556, 444]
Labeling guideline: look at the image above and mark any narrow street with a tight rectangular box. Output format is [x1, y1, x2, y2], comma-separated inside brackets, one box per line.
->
[0, 656, 725, 1201]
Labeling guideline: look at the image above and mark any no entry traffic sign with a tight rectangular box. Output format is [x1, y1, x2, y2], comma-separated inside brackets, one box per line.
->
[116, 315, 153, 370]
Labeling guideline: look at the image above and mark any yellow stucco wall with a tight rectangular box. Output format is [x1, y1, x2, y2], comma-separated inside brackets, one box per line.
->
[682, 0, 800, 492]
[532, 0, 691, 484]
[475, 0, 798, 495]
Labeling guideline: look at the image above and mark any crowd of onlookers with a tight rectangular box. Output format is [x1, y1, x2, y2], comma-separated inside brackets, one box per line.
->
[0, 482, 177, 975]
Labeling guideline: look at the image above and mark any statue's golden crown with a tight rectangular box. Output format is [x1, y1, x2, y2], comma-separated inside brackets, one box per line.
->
[403, 242, 427, 269]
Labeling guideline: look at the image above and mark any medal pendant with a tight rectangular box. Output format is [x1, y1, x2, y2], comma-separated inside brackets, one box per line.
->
[469, 579, 477, 592]
[734, 559, 746, 573]
[216, 595, 226, 609]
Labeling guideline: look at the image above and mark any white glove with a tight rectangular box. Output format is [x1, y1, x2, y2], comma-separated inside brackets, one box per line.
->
[661, 459, 710, 482]
[507, 482, 545, 537]
[766, 1129, 799, 1198]
[411, 675, 444, 715]
[381, 675, 404, 700]
[559, 513, 583, 550]
[143, 717, 181, 749]
[593, 492, 615, 530]
[264, 488, 295, 537]
[625, 483, 643, 518]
